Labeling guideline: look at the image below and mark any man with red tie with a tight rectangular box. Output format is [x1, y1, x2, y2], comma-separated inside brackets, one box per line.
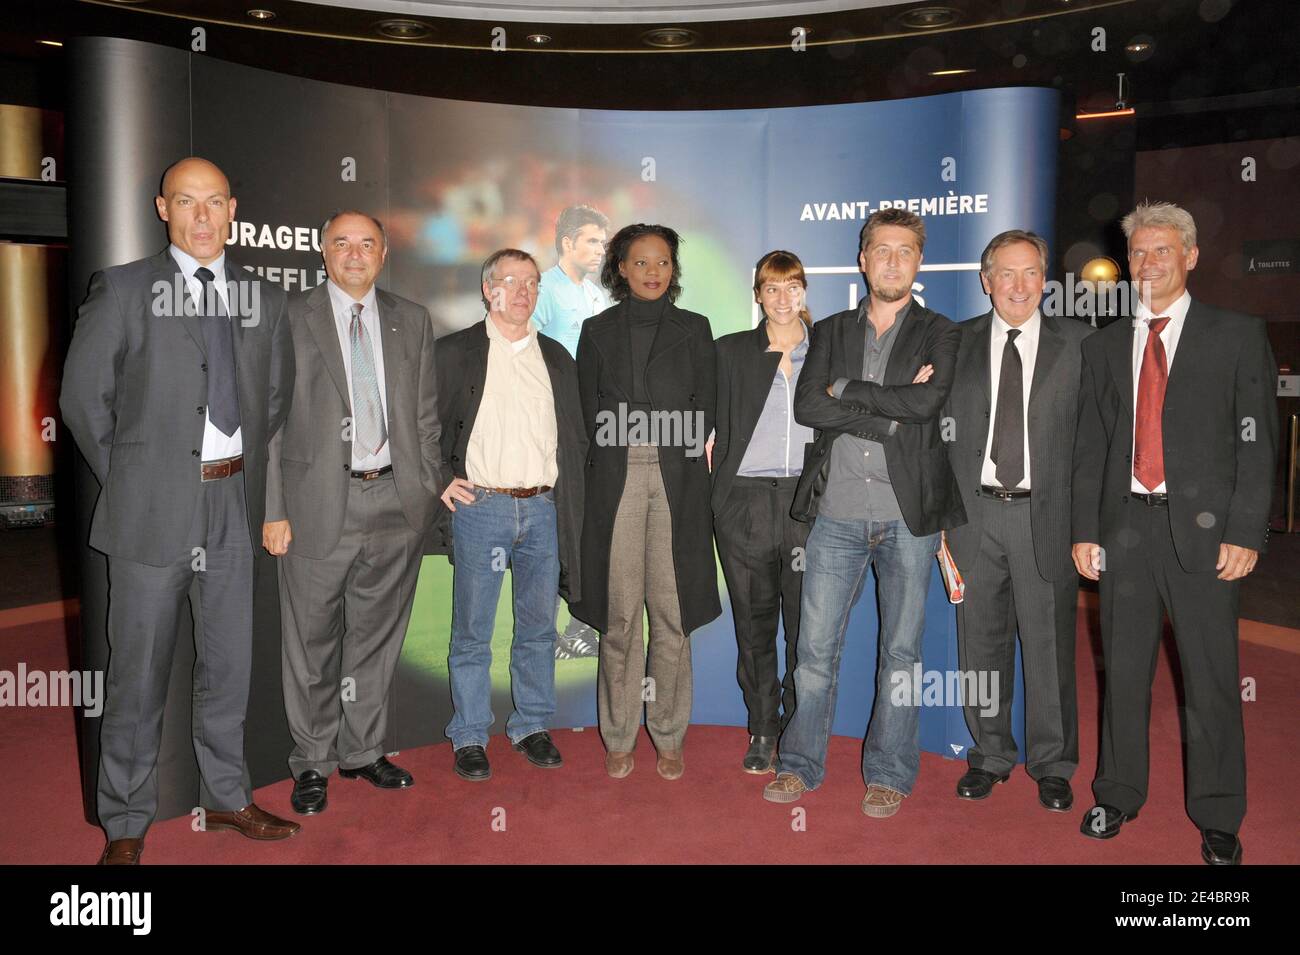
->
[1071, 201, 1278, 865]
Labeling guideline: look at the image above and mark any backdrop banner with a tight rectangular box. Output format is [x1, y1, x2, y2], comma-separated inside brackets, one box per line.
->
[69, 37, 1058, 822]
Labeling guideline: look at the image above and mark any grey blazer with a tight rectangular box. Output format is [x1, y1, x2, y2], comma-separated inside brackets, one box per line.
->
[60, 249, 294, 566]
[264, 282, 444, 559]
[943, 310, 1093, 582]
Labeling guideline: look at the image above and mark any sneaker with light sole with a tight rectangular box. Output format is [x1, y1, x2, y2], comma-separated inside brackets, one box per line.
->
[861, 783, 905, 818]
[763, 772, 807, 803]
[555, 630, 599, 660]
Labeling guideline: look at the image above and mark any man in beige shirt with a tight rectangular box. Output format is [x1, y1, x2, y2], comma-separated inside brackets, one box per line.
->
[433, 249, 588, 781]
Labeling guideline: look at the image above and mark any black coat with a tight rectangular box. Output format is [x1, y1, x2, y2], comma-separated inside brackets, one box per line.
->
[427, 320, 588, 604]
[1072, 299, 1278, 572]
[944, 311, 1093, 582]
[570, 299, 722, 635]
[711, 318, 797, 514]
[791, 301, 967, 536]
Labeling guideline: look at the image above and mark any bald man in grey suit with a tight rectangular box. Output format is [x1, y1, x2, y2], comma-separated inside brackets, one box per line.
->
[263, 210, 444, 815]
[61, 158, 300, 865]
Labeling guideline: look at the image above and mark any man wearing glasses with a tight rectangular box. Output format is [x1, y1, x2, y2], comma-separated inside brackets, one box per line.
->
[432, 249, 588, 781]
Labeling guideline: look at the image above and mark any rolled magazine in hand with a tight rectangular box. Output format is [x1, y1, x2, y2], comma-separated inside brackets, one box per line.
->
[937, 531, 965, 605]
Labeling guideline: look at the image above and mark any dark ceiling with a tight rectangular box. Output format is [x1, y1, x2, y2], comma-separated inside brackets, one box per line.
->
[3, 0, 1298, 147]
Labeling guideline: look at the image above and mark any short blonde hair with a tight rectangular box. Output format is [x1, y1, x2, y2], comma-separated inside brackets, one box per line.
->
[1121, 201, 1197, 251]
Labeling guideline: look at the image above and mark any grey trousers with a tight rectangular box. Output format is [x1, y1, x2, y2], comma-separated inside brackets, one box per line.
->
[99, 472, 254, 840]
[279, 473, 423, 778]
[598, 446, 692, 753]
[955, 492, 1079, 780]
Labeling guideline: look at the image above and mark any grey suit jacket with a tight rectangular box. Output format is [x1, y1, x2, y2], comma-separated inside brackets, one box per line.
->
[60, 248, 293, 566]
[943, 311, 1093, 582]
[264, 282, 444, 559]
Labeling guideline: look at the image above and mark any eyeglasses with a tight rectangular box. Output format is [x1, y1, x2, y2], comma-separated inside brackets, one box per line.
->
[491, 276, 540, 293]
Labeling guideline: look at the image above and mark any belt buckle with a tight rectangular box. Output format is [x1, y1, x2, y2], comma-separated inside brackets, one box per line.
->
[358, 467, 382, 481]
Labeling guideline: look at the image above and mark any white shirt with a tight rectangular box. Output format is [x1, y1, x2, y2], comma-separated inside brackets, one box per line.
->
[1129, 290, 1190, 493]
[170, 244, 242, 463]
[981, 309, 1041, 490]
[326, 280, 392, 470]
[466, 315, 558, 489]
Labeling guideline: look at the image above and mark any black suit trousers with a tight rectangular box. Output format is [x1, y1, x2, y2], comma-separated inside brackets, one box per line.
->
[1094, 498, 1247, 833]
[714, 476, 809, 737]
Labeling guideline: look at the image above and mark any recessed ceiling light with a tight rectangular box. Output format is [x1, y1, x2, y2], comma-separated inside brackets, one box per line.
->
[899, 7, 960, 30]
[641, 28, 700, 49]
[375, 19, 432, 40]
[526, 34, 552, 45]
[39, 39, 63, 47]
[1126, 41, 1151, 53]
[929, 68, 975, 76]
[246, 8, 275, 20]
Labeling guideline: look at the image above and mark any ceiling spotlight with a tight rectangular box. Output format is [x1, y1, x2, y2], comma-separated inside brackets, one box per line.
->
[898, 7, 961, 30]
[641, 28, 700, 49]
[39, 39, 64, 47]
[526, 34, 552, 45]
[246, 8, 275, 20]
[929, 68, 975, 76]
[1125, 41, 1151, 53]
[375, 19, 432, 40]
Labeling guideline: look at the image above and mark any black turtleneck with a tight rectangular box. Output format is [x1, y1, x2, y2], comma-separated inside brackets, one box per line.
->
[627, 293, 668, 412]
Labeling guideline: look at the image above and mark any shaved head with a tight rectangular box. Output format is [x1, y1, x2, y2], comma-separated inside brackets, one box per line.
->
[159, 157, 229, 200]
[155, 157, 236, 265]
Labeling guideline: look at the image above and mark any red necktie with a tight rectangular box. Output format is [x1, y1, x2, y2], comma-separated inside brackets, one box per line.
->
[1133, 316, 1171, 491]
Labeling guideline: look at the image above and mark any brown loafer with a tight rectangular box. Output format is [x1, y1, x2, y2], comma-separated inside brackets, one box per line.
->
[861, 783, 906, 818]
[203, 802, 301, 840]
[656, 749, 684, 780]
[605, 751, 635, 779]
[98, 838, 144, 865]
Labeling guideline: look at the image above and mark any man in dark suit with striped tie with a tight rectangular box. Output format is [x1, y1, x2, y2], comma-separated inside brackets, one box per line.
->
[944, 230, 1093, 814]
[1072, 201, 1278, 865]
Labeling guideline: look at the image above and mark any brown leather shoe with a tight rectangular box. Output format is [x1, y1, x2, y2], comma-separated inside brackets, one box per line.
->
[656, 749, 684, 780]
[203, 803, 301, 840]
[763, 772, 807, 803]
[98, 838, 144, 865]
[605, 750, 635, 779]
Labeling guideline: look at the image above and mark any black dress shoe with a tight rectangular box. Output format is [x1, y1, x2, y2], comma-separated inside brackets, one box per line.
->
[1080, 803, 1138, 839]
[454, 745, 491, 781]
[339, 756, 414, 790]
[1037, 776, 1074, 812]
[956, 767, 1010, 800]
[513, 731, 563, 768]
[742, 735, 777, 774]
[290, 770, 328, 815]
[1201, 829, 1242, 865]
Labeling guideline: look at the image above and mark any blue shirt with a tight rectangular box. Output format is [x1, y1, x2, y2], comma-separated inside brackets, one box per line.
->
[532, 263, 611, 358]
[736, 323, 815, 477]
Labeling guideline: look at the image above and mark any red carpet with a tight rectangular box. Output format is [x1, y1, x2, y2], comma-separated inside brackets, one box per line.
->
[2, 609, 1297, 865]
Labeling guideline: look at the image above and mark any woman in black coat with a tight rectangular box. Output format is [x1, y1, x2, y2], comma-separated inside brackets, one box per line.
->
[571, 224, 720, 781]
[710, 251, 816, 776]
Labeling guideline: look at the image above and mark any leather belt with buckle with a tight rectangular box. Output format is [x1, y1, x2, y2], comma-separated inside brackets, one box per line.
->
[201, 455, 244, 482]
[1131, 492, 1169, 506]
[980, 485, 1031, 501]
[484, 485, 551, 498]
[351, 465, 393, 481]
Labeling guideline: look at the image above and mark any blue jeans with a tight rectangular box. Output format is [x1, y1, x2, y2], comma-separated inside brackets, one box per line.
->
[776, 516, 939, 794]
[446, 487, 559, 750]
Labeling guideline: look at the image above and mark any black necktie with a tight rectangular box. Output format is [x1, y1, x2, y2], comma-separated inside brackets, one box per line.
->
[991, 327, 1024, 489]
[194, 266, 241, 438]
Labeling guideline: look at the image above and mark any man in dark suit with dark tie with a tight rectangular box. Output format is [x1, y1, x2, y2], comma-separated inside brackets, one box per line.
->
[1072, 201, 1278, 865]
[263, 211, 445, 814]
[944, 230, 1093, 813]
[60, 158, 299, 864]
